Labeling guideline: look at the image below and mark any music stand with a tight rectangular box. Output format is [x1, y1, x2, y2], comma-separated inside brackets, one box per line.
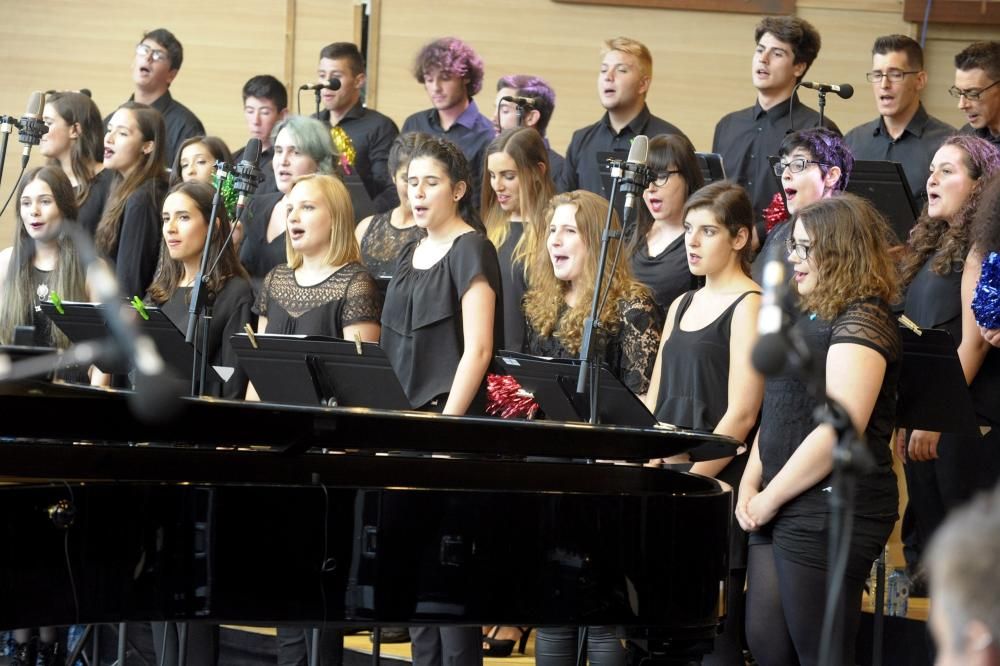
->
[41, 301, 199, 378]
[845, 160, 920, 243]
[696, 152, 726, 184]
[494, 350, 656, 427]
[896, 325, 980, 436]
[231, 332, 411, 409]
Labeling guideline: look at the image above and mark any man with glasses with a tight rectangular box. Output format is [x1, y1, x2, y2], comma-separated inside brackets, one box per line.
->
[106, 28, 204, 168]
[954, 41, 1000, 146]
[845, 35, 953, 203]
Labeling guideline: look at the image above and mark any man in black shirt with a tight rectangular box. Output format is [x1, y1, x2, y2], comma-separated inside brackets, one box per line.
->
[106, 28, 204, 168]
[401, 37, 494, 204]
[492, 74, 565, 184]
[559, 36, 686, 201]
[845, 35, 953, 204]
[712, 16, 838, 250]
[954, 41, 1000, 147]
[234, 75, 288, 195]
[312, 42, 400, 212]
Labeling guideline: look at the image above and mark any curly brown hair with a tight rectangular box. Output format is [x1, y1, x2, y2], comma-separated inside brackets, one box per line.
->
[794, 194, 900, 320]
[899, 135, 1000, 287]
[523, 190, 650, 354]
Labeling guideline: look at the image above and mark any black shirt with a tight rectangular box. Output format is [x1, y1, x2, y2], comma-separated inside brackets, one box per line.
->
[844, 105, 954, 202]
[960, 123, 1000, 146]
[558, 105, 687, 198]
[159, 276, 255, 399]
[106, 90, 205, 168]
[380, 232, 503, 410]
[314, 102, 400, 212]
[76, 168, 114, 237]
[546, 145, 565, 190]
[109, 176, 168, 299]
[629, 233, 698, 318]
[401, 100, 495, 205]
[712, 94, 839, 235]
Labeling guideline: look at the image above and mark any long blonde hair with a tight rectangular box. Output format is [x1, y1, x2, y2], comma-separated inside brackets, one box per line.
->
[523, 190, 650, 353]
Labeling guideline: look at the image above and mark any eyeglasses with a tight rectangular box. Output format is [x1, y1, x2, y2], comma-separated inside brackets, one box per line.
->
[784, 237, 813, 260]
[866, 69, 920, 83]
[772, 158, 828, 177]
[135, 43, 169, 63]
[948, 79, 1000, 101]
[650, 170, 681, 187]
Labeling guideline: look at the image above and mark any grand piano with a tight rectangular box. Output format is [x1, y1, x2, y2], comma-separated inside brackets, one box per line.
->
[0, 380, 738, 663]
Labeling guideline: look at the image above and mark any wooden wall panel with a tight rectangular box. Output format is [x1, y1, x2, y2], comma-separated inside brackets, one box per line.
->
[290, 0, 357, 115]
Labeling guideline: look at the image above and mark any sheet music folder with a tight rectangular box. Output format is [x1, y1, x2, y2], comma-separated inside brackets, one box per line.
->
[897, 325, 980, 436]
[40, 300, 197, 378]
[230, 333, 411, 409]
[495, 350, 656, 427]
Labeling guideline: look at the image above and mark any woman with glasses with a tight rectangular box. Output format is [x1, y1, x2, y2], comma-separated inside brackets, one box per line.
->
[749, 128, 854, 286]
[738, 194, 901, 666]
[629, 133, 705, 318]
[643, 180, 762, 666]
[896, 135, 1000, 586]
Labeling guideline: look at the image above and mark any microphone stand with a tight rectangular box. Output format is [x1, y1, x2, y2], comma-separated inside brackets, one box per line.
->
[575, 161, 623, 424]
[314, 88, 322, 116]
[817, 89, 828, 127]
[0, 115, 15, 191]
[185, 160, 229, 397]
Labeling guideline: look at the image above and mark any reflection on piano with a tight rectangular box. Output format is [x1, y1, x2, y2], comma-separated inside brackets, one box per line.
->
[0, 380, 739, 662]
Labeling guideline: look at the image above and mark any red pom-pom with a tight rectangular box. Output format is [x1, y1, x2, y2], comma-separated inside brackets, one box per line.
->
[762, 192, 789, 233]
[486, 373, 540, 420]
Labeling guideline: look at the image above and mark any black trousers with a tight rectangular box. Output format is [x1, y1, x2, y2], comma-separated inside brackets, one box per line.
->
[408, 627, 482, 666]
[276, 626, 344, 666]
[534, 626, 625, 666]
[150, 623, 218, 666]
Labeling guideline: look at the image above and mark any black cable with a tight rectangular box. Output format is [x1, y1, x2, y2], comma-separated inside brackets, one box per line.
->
[0, 164, 27, 216]
[60, 480, 80, 624]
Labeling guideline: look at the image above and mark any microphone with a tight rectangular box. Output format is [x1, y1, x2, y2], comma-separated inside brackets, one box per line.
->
[500, 95, 536, 107]
[300, 79, 342, 92]
[799, 81, 854, 99]
[619, 135, 651, 228]
[18, 91, 49, 167]
[233, 137, 263, 220]
[751, 240, 811, 376]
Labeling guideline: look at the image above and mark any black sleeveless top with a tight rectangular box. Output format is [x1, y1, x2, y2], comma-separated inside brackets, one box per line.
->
[903, 252, 964, 344]
[359, 211, 425, 278]
[654, 289, 759, 430]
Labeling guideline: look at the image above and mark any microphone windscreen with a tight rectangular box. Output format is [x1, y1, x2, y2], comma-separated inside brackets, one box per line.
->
[838, 84, 855, 100]
[328, 78, 341, 91]
[24, 91, 45, 118]
[627, 135, 649, 165]
[243, 137, 262, 164]
[751, 333, 789, 376]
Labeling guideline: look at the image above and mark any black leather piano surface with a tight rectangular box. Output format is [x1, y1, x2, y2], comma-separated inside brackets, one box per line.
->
[0, 380, 738, 659]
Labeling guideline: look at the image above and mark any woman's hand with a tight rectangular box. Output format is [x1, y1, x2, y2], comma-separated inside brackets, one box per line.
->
[736, 485, 760, 532]
[981, 326, 1000, 348]
[907, 429, 941, 462]
[745, 487, 780, 529]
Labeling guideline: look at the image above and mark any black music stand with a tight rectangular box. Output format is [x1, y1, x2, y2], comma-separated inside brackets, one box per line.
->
[896, 325, 980, 436]
[696, 151, 726, 184]
[41, 301, 199, 378]
[845, 160, 920, 243]
[231, 332, 411, 409]
[494, 350, 656, 427]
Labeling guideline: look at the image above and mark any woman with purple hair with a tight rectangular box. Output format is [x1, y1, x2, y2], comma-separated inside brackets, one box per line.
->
[896, 134, 1000, 583]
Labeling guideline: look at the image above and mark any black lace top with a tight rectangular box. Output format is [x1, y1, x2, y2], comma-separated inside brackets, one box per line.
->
[254, 262, 381, 337]
[380, 232, 503, 410]
[359, 211, 425, 278]
[759, 298, 901, 520]
[524, 292, 663, 395]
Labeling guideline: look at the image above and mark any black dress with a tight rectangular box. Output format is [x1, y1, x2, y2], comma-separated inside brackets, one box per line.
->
[629, 234, 698, 318]
[76, 168, 114, 237]
[524, 292, 663, 396]
[380, 232, 503, 411]
[359, 211, 425, 278]
[109, 177, 168, 299]
[239, 191, 286, 291]
[159, 276, 255, 399]
[753, 298, 900, 580]
[254, 263, 381, 338]
[496, 222, 528, 354]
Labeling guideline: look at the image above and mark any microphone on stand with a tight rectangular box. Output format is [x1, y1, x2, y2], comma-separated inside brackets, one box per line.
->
[500, 95, 537, 107]
[17, 91, 48, 168]
[619, 135, 652, 230]
[300, 80, 342, 92]
[232, 137, 263, 223]
[799, 81, 854, 99]
[750, 241, 811, 377]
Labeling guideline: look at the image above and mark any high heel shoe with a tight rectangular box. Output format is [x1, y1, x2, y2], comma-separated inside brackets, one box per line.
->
[482, 626, 532, 657]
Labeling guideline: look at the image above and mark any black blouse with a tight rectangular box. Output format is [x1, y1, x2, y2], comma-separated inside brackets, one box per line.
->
[109, 177, 167, 299]
[758, 299, 900, 521]
[524, 292, 663, 395]
[630, 233, 699, 317]
[359, 211, 425, 278]
[254, 262, 381, 338]
[496, 222, 528, 354]
[239, 191, 286, 289]
[380, 232, 503, 410]
[76, 168, 114, 237]
[159, 276, 255, 399]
